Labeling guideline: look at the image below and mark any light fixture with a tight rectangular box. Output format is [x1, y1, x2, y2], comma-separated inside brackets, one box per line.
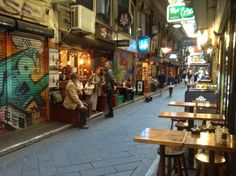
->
[172, 23, 182, 28]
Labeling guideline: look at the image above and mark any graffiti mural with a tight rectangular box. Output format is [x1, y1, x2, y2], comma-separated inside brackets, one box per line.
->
[116, 50, 135, 83]
[0, 48, 48, 130]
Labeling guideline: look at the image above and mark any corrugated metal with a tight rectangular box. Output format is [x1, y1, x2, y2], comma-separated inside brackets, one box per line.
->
[0, 32, 5, 59]
[0, 32, 7, 115]
[0, 32, 49, 129]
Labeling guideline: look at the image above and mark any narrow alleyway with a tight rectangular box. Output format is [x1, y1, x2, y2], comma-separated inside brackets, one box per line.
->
[0, 83, 187, 176]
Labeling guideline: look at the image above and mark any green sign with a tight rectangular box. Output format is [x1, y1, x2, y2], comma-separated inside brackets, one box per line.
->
[167, 4, 194, 22]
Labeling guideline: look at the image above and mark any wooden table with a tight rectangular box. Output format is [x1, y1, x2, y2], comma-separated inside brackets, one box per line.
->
[134, 128, 187, 176]
[168, 101, 217, 109]
[184, 132, 236, 176]
[158, 111, 225, 122]
[134, 129, 236, 176]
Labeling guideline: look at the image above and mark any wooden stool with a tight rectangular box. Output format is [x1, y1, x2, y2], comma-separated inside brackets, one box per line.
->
[175, 122, 189, 131]
[170, 119, 187, 130]
[157, 146, 189, 176]
[195, 152, 226, 176]
[198, 125, 216, 133]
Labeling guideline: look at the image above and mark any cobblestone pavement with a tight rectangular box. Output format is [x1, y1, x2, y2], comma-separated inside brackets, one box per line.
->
[0, 84, 187, 176]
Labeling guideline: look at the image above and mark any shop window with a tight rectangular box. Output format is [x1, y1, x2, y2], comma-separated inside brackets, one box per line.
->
[59, 49, 91, 80]
[96, 0, 111, 25]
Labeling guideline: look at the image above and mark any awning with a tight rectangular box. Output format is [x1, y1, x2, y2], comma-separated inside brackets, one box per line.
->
[0, 15, 16, 30]
[16, 20, 54, 38]
[61, 33, 116, 51]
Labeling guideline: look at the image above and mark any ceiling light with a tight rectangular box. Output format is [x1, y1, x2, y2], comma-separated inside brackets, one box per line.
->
[172, 24, 182, 28]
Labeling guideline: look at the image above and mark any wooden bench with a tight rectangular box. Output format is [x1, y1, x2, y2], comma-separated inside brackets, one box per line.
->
[50, 80, 92, 125]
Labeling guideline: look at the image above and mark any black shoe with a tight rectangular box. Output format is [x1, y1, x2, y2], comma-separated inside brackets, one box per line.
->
[80, 125, 89, 129]
[104, 113, 113, 118]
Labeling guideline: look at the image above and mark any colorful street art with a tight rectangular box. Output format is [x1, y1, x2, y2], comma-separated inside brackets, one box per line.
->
[116, 50, 135, 83]
[0, 48, 48, 130]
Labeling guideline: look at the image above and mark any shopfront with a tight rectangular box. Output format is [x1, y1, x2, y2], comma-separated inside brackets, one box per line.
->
[58, 22, 115, 82]
[0, 17, 54, 135]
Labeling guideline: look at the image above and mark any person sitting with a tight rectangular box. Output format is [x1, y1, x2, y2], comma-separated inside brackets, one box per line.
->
[63, 73, 89, 129]
[124, 78, 135, 101]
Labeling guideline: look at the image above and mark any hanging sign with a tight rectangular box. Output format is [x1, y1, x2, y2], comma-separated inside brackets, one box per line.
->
[95, 23, 113, 42]
[117, 40, 130, 47]
[117, 11, 133, 28]
[138, 36, 150, 52]
[167, 4, 194, 22]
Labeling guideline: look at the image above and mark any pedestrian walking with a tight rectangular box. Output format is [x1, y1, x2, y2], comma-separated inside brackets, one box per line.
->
[157, 71, 166, 95]
[167, 72, 175, 96]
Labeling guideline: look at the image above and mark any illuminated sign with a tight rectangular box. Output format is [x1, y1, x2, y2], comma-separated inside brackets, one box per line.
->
[167, 4, 194, 22]
[129, 40, 137, 51]
[138, 37, 150, 52]
[162, 47, 172, 54]
[169, 54, 177, 59]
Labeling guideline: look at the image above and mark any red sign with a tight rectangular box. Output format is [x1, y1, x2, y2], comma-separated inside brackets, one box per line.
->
[161, 47, 173, 54]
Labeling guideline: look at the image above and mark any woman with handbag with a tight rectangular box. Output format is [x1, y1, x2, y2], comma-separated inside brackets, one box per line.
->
[85, 68, 104, 112]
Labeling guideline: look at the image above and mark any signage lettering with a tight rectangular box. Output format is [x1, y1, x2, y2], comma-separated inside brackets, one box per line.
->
[117, 40, 130, 47]
[167, 4, 194, 22]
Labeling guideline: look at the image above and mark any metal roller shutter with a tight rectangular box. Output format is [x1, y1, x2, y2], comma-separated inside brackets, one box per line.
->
[1, 32, 49, 129]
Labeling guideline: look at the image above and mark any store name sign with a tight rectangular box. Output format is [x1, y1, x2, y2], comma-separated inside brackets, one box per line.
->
[167, 4, 194, 22]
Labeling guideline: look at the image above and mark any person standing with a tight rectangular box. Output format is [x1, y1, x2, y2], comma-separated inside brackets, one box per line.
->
[88, 67, 104, 112]
[63, 73, 88, 129]
[104, 61, 115, 118]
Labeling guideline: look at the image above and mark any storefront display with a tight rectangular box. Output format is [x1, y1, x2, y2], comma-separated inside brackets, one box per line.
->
[59, 49, 92, 80]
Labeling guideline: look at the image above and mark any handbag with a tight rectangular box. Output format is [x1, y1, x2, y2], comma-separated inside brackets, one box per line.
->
[84, 83, 95, 96]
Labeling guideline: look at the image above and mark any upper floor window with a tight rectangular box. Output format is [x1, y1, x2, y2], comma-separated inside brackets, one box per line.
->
[96, 0, 111, 25]
[76, 0, 93, 11]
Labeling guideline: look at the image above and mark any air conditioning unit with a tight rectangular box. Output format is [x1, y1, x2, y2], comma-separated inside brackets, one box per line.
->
[71, 5, 95, 34]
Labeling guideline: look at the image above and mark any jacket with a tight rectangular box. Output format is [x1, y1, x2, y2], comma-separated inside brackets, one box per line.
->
[104, 68, 115, 90]
[63, 80, 83, 110]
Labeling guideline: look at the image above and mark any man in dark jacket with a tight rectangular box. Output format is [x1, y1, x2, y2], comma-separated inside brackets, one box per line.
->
[157, 71, 166, 95]
[104, 61, 115, 118]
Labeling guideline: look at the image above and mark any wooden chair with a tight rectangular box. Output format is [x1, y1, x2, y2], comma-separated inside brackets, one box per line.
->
[157, 146, 189, 176]
[195, 152, 226, 176]
[170, 118, 187, 130]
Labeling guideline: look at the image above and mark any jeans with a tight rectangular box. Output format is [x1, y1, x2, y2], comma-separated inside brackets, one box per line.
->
[106, 89, 113, 115]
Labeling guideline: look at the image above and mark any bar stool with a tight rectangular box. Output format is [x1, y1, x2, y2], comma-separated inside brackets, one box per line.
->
[157, 146, 189, 176]
[170, 119, 187, 130]
[198, 125, 216, 133]
[175, 122, 189, 131]
[195, 152, 226, 176]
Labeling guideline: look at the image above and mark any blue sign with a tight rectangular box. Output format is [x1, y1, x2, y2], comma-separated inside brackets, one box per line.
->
[129, 40, 137, 51]
[138, 37, 150, 52]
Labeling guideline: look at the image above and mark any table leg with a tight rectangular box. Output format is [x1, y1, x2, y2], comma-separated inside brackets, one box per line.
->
[158, 145, 165, 176]
[187, 119, 194, 167]
[209, 150, 215, 176]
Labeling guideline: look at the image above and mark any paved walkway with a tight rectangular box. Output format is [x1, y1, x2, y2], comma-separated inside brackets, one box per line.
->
[0, 83, 187, 176]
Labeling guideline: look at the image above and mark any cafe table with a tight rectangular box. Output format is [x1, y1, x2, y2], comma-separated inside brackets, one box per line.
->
[168, 101, 217, 109]
[158, 111, 224, 122]
[134, 128, 187, 176]
[184, 132, 236, 176]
